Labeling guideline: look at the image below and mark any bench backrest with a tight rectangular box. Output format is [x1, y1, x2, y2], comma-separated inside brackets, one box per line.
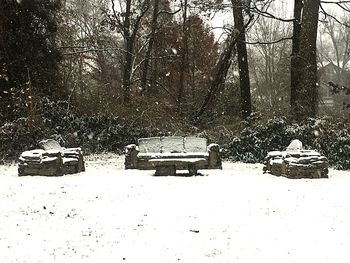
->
[138, 137, 207, 153]
[138, 137, 162, 153]
[184, 137, 207, 152]
[162, 136, 184, 153]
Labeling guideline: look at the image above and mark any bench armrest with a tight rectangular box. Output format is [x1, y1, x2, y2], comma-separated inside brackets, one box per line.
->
[207, 143, 222, 169]
[125, 144, 139, 169]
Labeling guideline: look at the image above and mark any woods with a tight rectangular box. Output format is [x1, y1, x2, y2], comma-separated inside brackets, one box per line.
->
[0, 0, 64, 121]
[1, 0, 350, 161]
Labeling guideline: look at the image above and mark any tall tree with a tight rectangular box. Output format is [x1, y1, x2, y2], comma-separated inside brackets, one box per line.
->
[0, 0, 63, 121]
[318, 14, 350, 84]
[195, 0, 253, 120]
[248, 3, 292, 109]
[232, 0, 252, 119]
[177, 0, 189, 111]
[110, 0, 150, 104]
[58, 0, 121, 113]
[291, 0, 320, 119]
[290, 0, 303, 118]
[140, 0, 160, 96]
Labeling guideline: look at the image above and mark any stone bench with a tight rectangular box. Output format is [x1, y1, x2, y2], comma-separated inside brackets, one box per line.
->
[263, 140, 329, 179]
[18, 139, 85, 176]
[125, 136, 222, 175]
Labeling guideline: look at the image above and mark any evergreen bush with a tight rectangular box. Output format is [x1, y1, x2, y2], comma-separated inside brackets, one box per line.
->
[222, 116, 350, 169]
[1, 102, 350, 171]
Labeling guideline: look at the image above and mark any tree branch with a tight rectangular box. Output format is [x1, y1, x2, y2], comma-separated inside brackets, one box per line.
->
[110, 0, 125, 35]
[248, 3, 294, 23]
[319, 4, 350, 28]
[157, 8, 181, 16]
[246, 36, 293, 45]
[62, 47, 124, 56]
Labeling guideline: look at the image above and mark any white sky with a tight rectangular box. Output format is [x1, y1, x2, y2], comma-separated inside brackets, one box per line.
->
[209, 0, 347, 41]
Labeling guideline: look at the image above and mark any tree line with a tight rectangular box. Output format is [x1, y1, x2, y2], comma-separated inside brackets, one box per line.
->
[1, 0, 349, 127]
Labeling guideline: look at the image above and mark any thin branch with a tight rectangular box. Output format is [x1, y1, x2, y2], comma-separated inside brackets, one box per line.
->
[319, 4, 350, 28]
[248, 3, 294, 23]
[62, 47, 124, 56]
[157, 8, 181, 16]
[131, 78, 178, 102]
[132, 54, 180, 77]
[246, 36, 293, 45]
[110, 0, 125, 35]
[321, 0, 350, 4]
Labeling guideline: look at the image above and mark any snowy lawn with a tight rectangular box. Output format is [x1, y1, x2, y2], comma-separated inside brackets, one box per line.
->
[1, 153, 350, 263]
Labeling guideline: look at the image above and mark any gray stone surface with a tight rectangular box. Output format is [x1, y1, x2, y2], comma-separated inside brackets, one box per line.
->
[18, 140, 85, 176]
[263, 140, 329, 179]
[125, 137, 222, 174]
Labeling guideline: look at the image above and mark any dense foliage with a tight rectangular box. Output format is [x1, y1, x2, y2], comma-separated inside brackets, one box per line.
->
[1, 104, 350, 170]
[0, 0, 65, 122]
[0, 97, 195, 161]
[223, 116, 350, 170]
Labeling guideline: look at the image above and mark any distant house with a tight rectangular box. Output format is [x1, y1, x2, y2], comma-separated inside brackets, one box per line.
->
[318, 62, 350, 111]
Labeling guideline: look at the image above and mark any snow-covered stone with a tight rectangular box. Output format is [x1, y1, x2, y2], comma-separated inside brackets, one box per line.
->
[125, 136, 221, 175]
[18, 140, 85, 176]
[263, 140, 329, 179]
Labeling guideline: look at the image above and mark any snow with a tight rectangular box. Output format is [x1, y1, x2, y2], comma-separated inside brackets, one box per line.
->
[185, 137, 207, 152]
[138, 152, 209, 159]
[138, 137, 208, 154]
[286, 139, 303, 152]
[1, 154, 350, 263]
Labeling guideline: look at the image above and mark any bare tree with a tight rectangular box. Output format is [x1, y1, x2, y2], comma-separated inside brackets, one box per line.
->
[58, 0, 122, 112]
[318, 14, 350, 83]
[232, 0, 252, 119]
[290, 0, 303, 118]
[248, 2, 292, 109]
[110, 0, 150, 104]
[294, 0, 320, 119]
[140, 0, 160, 96]
[177, 0, 189, 111]
[195, 6, 254, 120]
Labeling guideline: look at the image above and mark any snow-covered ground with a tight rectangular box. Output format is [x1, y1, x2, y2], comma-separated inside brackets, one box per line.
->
[1, 154, 350, 263]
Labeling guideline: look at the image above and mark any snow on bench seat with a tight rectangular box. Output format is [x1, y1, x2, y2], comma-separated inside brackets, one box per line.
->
[148, 158, 207, 164]
[125, 136, 222, 174]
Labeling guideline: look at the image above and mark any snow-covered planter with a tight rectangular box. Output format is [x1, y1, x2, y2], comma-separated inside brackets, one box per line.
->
[18, 139, 85, 176]
[263, 140, 329, 179]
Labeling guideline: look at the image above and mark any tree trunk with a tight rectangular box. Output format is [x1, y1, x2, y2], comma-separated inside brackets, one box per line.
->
[194, 3, 254, 121]
[121, 0, 133, 104]
[177, 0, 188, 112]
[232, 0, 252, 119]
[120, 0, 149, 104]
[140, 0, 160, 96]
[294, 0, 320, 119]
[194, 32, 237, 120]
[290, 0, 303, 117]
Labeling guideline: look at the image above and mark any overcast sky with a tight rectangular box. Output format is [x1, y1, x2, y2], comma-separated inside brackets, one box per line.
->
[209, 1, 347, 40]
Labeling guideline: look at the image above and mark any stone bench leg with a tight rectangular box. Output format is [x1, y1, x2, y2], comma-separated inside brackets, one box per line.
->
[188, 164, 198, 176]
[155, 165, 176, 176]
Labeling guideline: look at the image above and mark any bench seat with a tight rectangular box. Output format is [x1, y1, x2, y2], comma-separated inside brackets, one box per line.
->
[138, 152, 209, 160]
[125, 136, 221, 175]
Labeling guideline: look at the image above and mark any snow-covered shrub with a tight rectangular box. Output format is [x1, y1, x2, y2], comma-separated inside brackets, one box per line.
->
[323, 129, 350, 170]
[0, 98, 175, 161]
[39, 98, 167, 154]
[223, 116, 350, 169]
[0, 118, 50, 160]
